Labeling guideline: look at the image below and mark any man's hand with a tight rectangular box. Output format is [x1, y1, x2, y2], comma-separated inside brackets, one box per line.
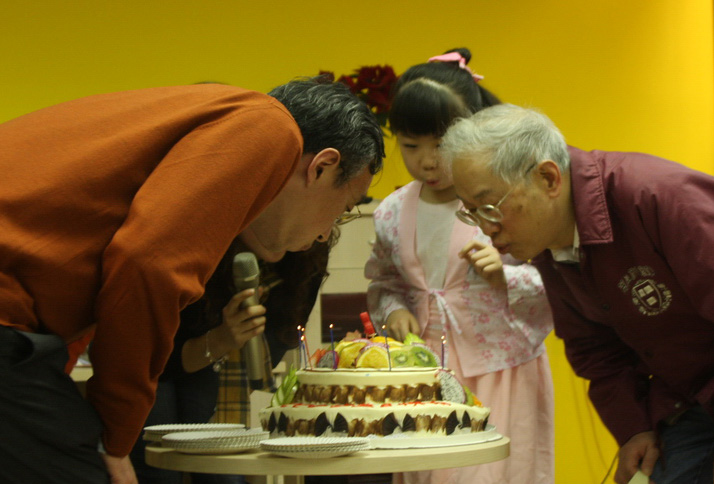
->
[614, 431, 659, 484]
[386, 309, 420, 342]
[459, 240, 507, 290]
[101, 454, 138, 484]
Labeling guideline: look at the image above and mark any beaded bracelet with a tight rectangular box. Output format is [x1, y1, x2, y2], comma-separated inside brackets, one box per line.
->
[205, 330, 228, 372]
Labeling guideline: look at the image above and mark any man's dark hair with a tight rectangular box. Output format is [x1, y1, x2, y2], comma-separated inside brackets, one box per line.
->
[269, 76, 385, 186]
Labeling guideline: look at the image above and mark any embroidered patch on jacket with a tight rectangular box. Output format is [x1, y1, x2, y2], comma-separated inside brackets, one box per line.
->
[618, 266, 672, 316]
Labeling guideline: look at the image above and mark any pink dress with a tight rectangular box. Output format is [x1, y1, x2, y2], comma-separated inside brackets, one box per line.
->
[365, 181, 555, 484]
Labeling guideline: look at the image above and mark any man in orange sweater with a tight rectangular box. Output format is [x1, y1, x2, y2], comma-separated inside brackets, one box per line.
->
[0, 78, 384, 484]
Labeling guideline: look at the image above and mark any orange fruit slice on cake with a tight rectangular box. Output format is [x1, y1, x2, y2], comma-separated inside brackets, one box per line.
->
[355, 344, 390, 369]
[337, 341, 367, 368]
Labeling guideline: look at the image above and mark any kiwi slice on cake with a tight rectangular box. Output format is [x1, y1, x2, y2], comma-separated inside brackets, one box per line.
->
[409, 343, 440, 367]
[389, 346, 415, 367]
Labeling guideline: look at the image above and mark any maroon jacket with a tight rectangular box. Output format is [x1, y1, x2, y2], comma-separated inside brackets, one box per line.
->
[532, 146, 714, 446]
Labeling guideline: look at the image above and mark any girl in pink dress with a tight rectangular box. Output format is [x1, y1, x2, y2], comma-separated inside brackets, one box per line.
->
[365, 48, 555, 484]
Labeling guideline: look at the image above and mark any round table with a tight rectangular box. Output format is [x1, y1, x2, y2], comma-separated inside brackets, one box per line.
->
[146, 436, 509, 482]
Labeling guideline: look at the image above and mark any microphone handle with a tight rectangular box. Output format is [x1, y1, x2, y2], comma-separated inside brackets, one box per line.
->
[240, 293, 265, 389]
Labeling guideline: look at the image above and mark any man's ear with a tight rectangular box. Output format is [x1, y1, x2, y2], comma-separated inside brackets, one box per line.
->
[305, 148, 341, 186]
[535, 160, 563, 198]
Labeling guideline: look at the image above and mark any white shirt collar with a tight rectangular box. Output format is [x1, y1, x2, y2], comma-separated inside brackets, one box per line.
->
[550, 225, 580, 263]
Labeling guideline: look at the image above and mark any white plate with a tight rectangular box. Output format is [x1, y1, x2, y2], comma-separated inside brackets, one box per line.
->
[143, 423, 245, 442]
[368, 425, 502, 449]
[264, 448, 368, 459]
[173, 442, 260, 455]
[162, 428, 268, 454]
[260, 436, 370, 458]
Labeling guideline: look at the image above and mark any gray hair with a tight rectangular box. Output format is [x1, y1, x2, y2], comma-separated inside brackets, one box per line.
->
[441, 104, 570, 184]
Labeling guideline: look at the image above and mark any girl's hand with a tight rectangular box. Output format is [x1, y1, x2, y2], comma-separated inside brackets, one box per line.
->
[182, 288, 267, 373]
[386, 309, 420, 342]
[459, 240, 507, 290]
[216, 288, 267, 350]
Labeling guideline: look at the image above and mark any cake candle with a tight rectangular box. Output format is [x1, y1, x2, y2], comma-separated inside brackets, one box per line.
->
[383, 325, 392, 371]
[329, 324, 336, 369]
[297, 326, 303, 368]
[441, 335, 446, 368]
[301, 335, 309, 369]
[301, 326, 312, 368]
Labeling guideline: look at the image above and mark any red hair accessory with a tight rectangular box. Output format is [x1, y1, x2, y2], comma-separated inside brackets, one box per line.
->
[428, 52, 484, 82]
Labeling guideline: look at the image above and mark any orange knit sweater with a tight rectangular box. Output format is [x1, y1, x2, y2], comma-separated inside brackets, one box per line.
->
[0, 84, 302, 455]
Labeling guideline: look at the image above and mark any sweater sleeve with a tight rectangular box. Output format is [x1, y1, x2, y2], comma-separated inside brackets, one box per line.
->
[87, 104, 301, 456]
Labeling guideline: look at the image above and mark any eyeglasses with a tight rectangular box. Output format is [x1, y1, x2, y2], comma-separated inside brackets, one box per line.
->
[455, 163, 537, 227]
[335, 204, 362, 226]
[456, 188, 514, 227]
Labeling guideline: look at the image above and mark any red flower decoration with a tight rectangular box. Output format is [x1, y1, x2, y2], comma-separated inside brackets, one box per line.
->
[321, 64, 399, 130]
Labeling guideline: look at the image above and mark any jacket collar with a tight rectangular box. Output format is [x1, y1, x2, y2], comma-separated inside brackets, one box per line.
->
[568, 146, 614, 246]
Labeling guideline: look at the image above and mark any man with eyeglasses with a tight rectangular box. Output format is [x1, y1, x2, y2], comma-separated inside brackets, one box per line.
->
[0, 77, 384, 484]
[442, 103, 714, 484]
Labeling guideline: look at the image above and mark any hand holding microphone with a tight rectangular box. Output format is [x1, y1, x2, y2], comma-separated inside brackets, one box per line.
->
[231, 252, 267, 389]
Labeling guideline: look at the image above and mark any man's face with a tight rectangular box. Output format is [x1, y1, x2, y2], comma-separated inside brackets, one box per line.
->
[241, 153, 373, 263]
[452, 156, 555, 261]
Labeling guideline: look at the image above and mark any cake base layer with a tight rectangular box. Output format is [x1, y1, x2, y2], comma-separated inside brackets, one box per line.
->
[260, 401, 490, 438]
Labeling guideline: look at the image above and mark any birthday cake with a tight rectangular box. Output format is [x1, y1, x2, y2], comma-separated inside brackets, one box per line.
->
[260, 330, 490, 439]
[260, 368, 490, 438]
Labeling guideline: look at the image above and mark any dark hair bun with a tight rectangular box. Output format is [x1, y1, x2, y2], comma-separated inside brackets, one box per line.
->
[443, 47, 472, 65]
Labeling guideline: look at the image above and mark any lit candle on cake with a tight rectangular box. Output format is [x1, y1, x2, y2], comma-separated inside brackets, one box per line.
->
[329, 324, 336, 369]
[301, 326, 312, 368]
[301, 335, 309, 369]
[329, 324, 335, 353]
[441, 335, 446, 368]
[296, 326, 303, 368]
[383, 325, 392, 371]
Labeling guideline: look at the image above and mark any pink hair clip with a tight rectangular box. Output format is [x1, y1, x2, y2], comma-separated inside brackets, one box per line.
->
[428, 52, 484, 82]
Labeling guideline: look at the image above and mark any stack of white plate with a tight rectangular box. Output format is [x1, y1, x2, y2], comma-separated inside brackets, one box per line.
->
[143, 423, 245, 443]
[161, 428, 269, 454]
[260, 436, 370, 459]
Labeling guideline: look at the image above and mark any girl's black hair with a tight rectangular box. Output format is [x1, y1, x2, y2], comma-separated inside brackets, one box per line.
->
[389, 48, 501, 137]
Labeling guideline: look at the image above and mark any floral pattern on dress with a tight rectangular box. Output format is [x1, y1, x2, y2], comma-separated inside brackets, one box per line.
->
[365, 182, 553, 376]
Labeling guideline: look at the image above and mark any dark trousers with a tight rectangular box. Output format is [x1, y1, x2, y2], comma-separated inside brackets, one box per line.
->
[0, 326, 109, 483]
[651, 406, 714, 484]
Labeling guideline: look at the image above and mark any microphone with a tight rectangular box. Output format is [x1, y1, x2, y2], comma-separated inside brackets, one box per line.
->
[232, 252, 265, 390]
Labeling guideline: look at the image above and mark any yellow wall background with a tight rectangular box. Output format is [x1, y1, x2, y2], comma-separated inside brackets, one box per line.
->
[3, 1, 712, 482]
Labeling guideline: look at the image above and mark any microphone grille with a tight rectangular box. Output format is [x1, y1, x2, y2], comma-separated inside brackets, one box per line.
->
[232, 252, 260, 290]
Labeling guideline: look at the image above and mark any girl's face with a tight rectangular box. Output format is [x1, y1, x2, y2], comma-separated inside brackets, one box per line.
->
[397, 133, 454, 193]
